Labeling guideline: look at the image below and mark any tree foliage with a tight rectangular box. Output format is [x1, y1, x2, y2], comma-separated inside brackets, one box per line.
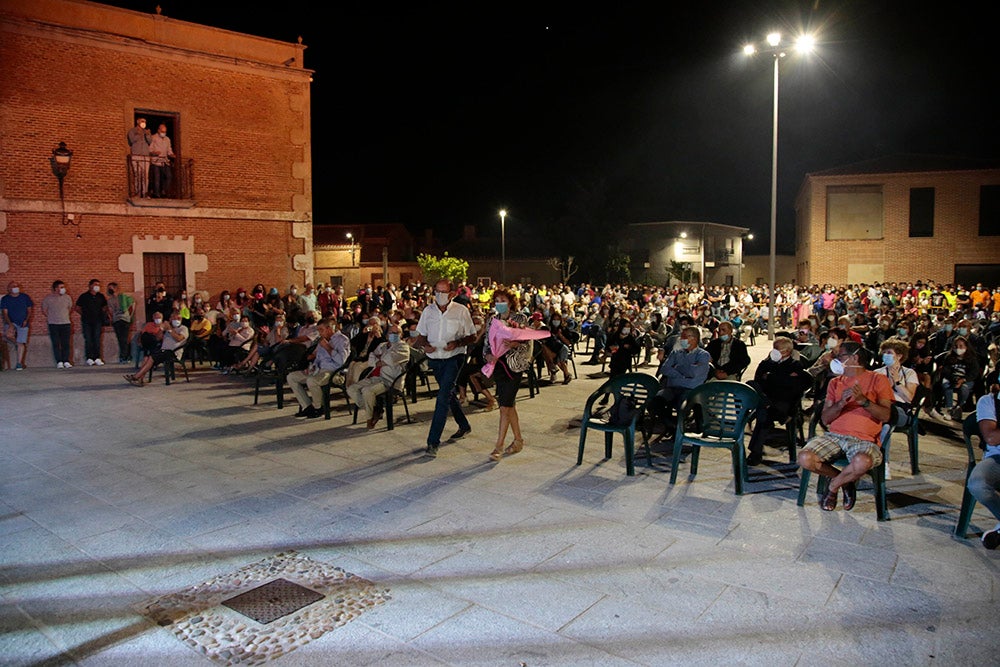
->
[416, 252, 469, 285]
[547, 255, 580, 284]
[604, 248, 631, 284]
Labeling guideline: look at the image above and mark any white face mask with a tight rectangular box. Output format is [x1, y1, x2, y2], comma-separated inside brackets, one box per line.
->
[435, 292, 450, 307]
[91, 285, 100, 293]
[10, 287, 19, 295]
[826, 338, 838, 350]
[153, 317, 163, 325]
[830, 358, 846, 376]
[59, 287, 66, 295]
[232, 314, 241, 322]
[955, 347, 966, 356]
[769, 348, 783, 362]
[170, 319, 181, 328]
[621, 327, 631, 335]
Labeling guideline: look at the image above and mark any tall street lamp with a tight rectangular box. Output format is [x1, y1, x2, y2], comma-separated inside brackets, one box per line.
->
[499, 209, 507, 285]
[744, 31, 814, 340]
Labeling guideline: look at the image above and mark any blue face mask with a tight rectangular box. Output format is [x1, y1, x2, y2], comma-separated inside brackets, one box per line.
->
[898, 328, 908, 337]
[944, 324, 953, 333]
[678, 338, 690, 350]
[957, 327, 968, 336]
[882, 352, 896, 367]
[494, 302, 509, 315]
[720, 334, 730, 342]
[388, 333, 400, 344]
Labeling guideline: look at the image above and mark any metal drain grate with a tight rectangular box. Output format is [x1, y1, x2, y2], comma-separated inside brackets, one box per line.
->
[221, 578, 324, 624]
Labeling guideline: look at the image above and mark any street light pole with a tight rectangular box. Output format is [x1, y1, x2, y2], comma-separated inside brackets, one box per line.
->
[499, 209, 507, 285]
[744, 31, 814, 341]
[769, 50, 779, 342]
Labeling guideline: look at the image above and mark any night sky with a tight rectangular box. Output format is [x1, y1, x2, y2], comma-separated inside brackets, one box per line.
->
[95, 1, 997, 258]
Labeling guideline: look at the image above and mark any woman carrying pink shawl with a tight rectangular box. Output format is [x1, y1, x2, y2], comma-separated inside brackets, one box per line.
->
[483, 288, 550, 461]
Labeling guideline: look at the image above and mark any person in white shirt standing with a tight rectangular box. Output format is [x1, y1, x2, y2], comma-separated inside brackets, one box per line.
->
[414, 279, 477, 458]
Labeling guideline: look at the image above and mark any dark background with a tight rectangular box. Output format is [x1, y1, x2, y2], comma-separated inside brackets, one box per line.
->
[96, 1, 998, 262]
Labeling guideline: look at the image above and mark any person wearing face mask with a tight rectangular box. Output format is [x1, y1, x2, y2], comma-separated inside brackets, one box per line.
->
[105, 282, 134, 365]
[42, 280, 73, 368]
[798, 341, 894, 512]
[127, 117, 152, 198]
[605, 317, 639, 380]
[146, 284, 172, 323]
[148, 123, 175, 198]
[2, 281, 33, 370]
[873, 340, 918, 457]
[125, 310, 188, 386]
[706, 321, 751, 381]
[968, 381, 1000, 549]
[216, 307, 255, 371]
[934, 336, 980, 421]
[74, 279, 112, 366]
[347, 323, 410, 429]
[649, 326, 712, 433]
[746, 336, 813, 465]
[347, 317, 386, 387]
[413, 279, 478, 458]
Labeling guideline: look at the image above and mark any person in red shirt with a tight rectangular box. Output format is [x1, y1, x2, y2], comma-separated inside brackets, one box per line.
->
[798, 341, 894, 512]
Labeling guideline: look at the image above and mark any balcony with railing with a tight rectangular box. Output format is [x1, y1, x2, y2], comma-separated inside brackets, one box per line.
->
[126, 155, 196, 206]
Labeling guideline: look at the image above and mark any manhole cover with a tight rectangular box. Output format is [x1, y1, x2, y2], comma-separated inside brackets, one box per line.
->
[221, 578, 324, 624]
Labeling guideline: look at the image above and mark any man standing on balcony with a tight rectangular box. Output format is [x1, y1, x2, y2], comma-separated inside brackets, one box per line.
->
[149, 123, 175, 198]
[126, 117, 151, 198]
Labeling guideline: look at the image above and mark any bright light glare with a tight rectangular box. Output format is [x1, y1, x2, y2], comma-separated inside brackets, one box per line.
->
[747, 233, 754, 240]
[680, 231, 688, 239]
[499, 209, 506, 218]
[743, 43, 756, 56]
[345, 232, 352, 239]
[766, 32, 781, 46]
[795, 34, 815, 53]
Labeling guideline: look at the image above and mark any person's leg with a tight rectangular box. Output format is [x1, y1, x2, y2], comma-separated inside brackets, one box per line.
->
[426, 356, 464, 448]
[968, 457, 1000, 522]
[286, 370, 310, 411]
[747, 401, 771, 461]
[162, 163, 173, 197]
[505, 405, 524, 453]
[365, 382, 387, 421]
[48, 324, 61, 365]
[346, 379, 364, 412]
[306, 371, 332, 409]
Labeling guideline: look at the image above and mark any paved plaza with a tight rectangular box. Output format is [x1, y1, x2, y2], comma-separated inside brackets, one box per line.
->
[1, 339, 999, 666]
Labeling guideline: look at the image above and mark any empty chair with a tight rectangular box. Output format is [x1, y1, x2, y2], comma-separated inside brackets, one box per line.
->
[668, 380, 760, 495]
[577, 372, 660, 476]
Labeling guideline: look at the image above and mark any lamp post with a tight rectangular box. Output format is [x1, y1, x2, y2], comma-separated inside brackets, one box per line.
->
[499, 209, 507, 285]
[346, 232, 355, 266]
[744, 32, 814, 340]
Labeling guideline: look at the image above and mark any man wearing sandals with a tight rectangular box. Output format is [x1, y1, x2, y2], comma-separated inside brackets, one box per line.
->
[797, 341, 893, 511]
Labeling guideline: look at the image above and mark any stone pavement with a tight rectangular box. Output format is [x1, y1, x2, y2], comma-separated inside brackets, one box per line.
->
[1, 339, 999, 666]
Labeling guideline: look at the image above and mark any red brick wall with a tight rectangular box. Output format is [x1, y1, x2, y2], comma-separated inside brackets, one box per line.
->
[799, 170, 1000, 286]
[0, 30, 308, 209]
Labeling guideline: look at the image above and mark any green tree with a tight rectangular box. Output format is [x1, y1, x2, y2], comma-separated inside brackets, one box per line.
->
[416, 252, 469, 285]
[666, 260, 693, 284]
[605, 248, 631, 284]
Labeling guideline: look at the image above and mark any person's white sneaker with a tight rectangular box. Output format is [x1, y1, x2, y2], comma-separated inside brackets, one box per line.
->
[85, 359, 95, 366]
[94, 358, 105, 366]
[928, 409, 944, 420]
[56, 362, 64, 369]
[941, 411, 951, 421]
[63, 361, 73, 368]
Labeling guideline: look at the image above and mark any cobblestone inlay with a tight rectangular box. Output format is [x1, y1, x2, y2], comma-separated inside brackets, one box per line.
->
[221, 578, 325, 625]
[138, 551, 391, 665]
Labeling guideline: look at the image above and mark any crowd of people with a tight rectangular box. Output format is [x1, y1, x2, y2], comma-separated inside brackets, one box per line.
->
[4, 276, 1000, 545]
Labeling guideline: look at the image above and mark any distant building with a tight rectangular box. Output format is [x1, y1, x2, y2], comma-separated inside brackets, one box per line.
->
[313, 224, 420, 291]
[795, 155, 1000, 287]
[0, 0, 312, 366]
[620, 221, 751, 287]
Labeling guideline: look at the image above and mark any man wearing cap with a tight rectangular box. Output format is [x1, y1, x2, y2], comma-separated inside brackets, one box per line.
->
[414, 279, 477, 458]
[797, 341, 893, 511]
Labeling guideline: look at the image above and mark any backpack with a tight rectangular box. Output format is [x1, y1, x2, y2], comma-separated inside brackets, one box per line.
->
[608, 393, 642, 427]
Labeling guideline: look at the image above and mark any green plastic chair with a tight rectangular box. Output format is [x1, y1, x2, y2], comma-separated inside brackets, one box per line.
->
[955, 413, 984, 538]
[882, 403, 922, 475]
[796, 427, 891, 521]
[576, 372, 660, 476]
[668, 381, 761, 495]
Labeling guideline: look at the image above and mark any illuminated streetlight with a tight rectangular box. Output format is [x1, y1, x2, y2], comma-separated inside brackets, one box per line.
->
[346, 232, 355, 266]
[743, 30, 814, 340]
[499, 209, 507, 285]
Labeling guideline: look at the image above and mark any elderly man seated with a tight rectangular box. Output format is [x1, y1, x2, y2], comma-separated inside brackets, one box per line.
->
[746, 336, 812, 465]
[706, 320, 751, 381]
[797, 341, 894, 511]
[125, 310, 188, 386]
[288, 318, 351, 419]
[347, 323, 411, 428]
[649, 326, 712, 435]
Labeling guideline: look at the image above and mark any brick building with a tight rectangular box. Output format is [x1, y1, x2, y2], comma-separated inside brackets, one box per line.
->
[795, 155, 1000, 287]
[0, 0, 313, 367]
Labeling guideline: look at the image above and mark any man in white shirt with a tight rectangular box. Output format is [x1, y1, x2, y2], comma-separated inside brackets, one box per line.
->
[969, 386, 1000, 549]
[414, 279, 477, 457]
